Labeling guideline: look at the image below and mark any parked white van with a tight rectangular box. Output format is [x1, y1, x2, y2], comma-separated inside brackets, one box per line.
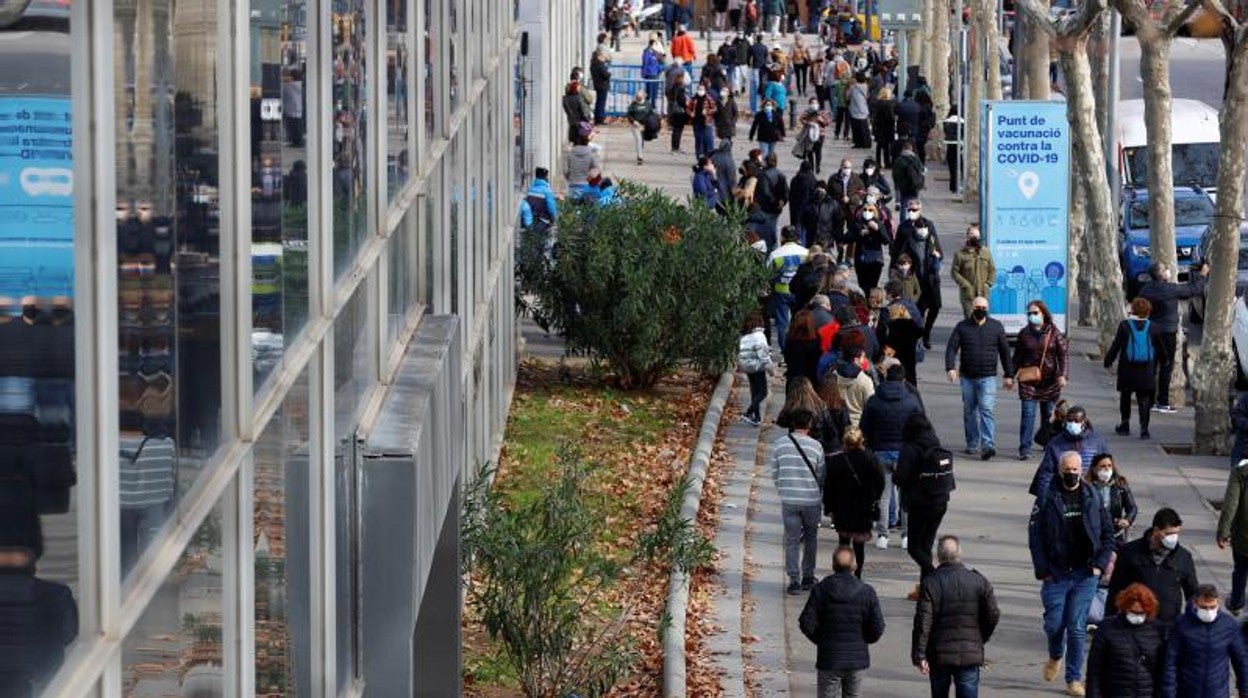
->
[1116, 98, 1221, 200]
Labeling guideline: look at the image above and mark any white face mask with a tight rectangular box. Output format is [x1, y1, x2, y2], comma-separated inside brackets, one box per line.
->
[907, 210, 921, 221]
[722, 90, 730, 99]
[841, 166, 852, 175]
[899, 264, 911, 273]
[1096, 469, 1113, 483]
[1162, 533, 1179, 550]
[862, 211, 875, 221]
[1126, 612, 1147, 626]
[865, 167, 875, 176]
[1197, 607, 1219, 623]
[697, 87, 706, 96]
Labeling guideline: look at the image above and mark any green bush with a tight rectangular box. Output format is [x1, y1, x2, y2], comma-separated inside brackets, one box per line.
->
[518, 182, 768, 389]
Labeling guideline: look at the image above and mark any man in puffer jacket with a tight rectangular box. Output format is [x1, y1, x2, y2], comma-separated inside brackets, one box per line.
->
[833, 348, 875, 427]
[738, 318, 772, 426]
[1161, 584, 1248, 698]
[860, 362, 922, 550]
[912, 536, 1000, 697]
[799, 546, 885, 696]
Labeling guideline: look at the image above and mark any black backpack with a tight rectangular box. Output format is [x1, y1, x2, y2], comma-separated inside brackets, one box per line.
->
[918, 445, 955, 496]
[524, 194, 552, 233]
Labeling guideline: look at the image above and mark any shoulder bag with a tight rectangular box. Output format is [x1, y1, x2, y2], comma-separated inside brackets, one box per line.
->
[788, 432, 822, 491]
[1017, 330, 1050, 385]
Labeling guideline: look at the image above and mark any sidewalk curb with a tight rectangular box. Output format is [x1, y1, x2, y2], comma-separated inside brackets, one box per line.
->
[663, 370, 735, 698]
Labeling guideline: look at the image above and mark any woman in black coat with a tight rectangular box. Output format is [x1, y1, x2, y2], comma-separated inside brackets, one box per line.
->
[870, 86, 897, 168]
[823, 426, 885, 577]
[1103, 297, 1160, 439]
[1085, 582, 1164, 698]
[783, 309, 824, 389]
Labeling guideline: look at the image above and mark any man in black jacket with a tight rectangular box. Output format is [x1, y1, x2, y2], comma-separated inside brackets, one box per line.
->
[945, 297, 1014, 461]
[1107, 507, 1198, 629]
[754, 152, 789, 249]
[861, 363, 924, 550]
[913, 536, 1000, 698]
[799, 546, 886, 696]
[1137, 261, 1209, 412]
[892, 199, 943, 348]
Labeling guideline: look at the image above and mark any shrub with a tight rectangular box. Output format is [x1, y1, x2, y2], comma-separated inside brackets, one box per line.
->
[518, 182, 768, 389]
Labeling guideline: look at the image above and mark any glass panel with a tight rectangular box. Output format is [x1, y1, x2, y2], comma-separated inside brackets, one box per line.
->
[250, 0, 310, 389]
[247, 0, 308, 389]
[448, 136, 460, 314]
[333, 282, 375, 441]
[332, 0, 369, 277]
[254, 369, 311, 695]
[117, 0, 223, 578]
[447, 0, 458, 114]
[121, 499, 225, 696]
[512, 53, 526, 186]
[387, 213, 415, 346]
[0, 1, 82, 689]
[387, 0, 411, 199]
[423, 166, 440, 309]
[423, 0, 436, 142]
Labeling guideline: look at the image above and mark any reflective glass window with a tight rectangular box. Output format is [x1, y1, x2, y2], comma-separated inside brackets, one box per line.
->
[423, 0, 436, 142]
[333, 282, 375, 441]
[116, 0, 223, 579]
[387, 0, 411, 199]
[250, 0, 310, 389]
[254, 369, 311, 695]
[387, 212, 415, 346]
[121, 500, 225, 696]
[0, 1, 81, 687]
[332, 0, 369, 278]
[448, 136, 460, 314]
[448, 0, 458, 114]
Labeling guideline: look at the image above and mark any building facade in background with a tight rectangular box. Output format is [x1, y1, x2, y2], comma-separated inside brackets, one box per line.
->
[0, 0, 588, 694]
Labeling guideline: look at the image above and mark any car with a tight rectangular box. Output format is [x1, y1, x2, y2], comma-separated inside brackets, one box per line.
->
[1116, 99, 1221, 202]
[1118, 186, 1216, 298]
[1188, 222, 1248, 322]
[1234, 295, 1248, 388]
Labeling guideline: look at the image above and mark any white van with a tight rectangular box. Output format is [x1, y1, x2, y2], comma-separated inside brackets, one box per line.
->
[1116, 98, 1221, 200]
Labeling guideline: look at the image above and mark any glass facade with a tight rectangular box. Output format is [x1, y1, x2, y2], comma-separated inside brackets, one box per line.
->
[5, 0, 546, 691]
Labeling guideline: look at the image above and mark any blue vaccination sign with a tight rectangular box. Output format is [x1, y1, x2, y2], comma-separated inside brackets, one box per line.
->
[0, 96, 74, 299]
[980, 100, 1070, 333]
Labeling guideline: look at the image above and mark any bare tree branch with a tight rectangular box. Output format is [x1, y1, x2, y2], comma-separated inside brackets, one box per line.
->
[1113, 0, 1150, 30]
[1165, 0, 1205, 36]
[1060, 0, 1109, 36]
[1015, 0, 1059, 37]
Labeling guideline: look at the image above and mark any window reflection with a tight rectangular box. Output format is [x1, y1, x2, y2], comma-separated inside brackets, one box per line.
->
[254, 370, 311, 696]
[448, 0, 458, 113]
[388, 213, 415, 344]
[423, 0, 436, 141]
[250, 0, 310, 388]
[116, 0, 223, 579]
[387, 0, 410, 198]
[122, 501, 224, 697]
[332, 1, 369, 277]
[0, 1, 80, 689]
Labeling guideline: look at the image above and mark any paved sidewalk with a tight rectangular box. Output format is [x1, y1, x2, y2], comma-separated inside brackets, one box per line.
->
[527, 48, 1236, 693]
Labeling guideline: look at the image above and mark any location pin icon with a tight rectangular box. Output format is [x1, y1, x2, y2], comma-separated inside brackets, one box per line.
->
[1018, 171, 1041, 200]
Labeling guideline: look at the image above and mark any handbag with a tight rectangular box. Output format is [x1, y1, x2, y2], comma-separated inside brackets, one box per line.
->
[1017, 331, 1050, 385]
[789, 433, 822, 492]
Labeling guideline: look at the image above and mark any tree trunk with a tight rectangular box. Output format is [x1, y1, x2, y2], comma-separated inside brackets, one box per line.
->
[1022, 16, 1052, 99]
[966, 24, 985, 202]
[1059, 41, 1124, 352]
[931, 0, 952, 119]
[907, 29, 925, 78]
[1069, 156, 1095, 326]
[1193, 30, 1248, 455]
[921, 0, 935, 79]
[1089, 12, 1110, 138]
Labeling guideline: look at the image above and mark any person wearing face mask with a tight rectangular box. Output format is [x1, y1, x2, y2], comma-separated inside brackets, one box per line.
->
[691, 156, 724, 210]
[712, 139, 738, 202]
[859, 159, 892, 202]
[1136, 260, 1210, 413]
[802, 185, 842, 251]
[1160, 584, 1248, 698]
[1085, 454, 1138, 548]
[891, 201, 943, 348]
[748, 99, 786, 160]
[1104, 297, 1161, 438]
[846, 202, 885, 291]
[1108, 508, 1199, 630]
[1028, 451, 1117, 697]
[1084, 583, 1163, 698]
[891, 140, 926, 211]
[714, 88, 739, 144]
[626, 90, 657, 165]
[945, 297, 1013, 460]
[1028, 405, 1109, 497]
[798, 99, 830, 173]
[951, 225, 996, 319]
[667, 71, 691, 154]
[871, 87, 898, 168]
[1217, 458, 1248, 616]
[1015, 300, 1072, 461]
[788, 160, 820, 234]
[828, 159, 864, 263]
[687, 81, 719, 159]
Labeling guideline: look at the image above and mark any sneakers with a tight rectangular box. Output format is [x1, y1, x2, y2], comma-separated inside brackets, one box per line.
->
[740, 414, 761, 426]
[787, 580, 802, 595]
[1044, 658, 1062, 682]
[1018, 451, 1031, 461]
[1114, 423, 1130, 435]
[1227, 598, 1243, 616]
[981, 447, 996, 461]
[875, 534, 889, 550]
[1153, 404, 1178, 414]
[800, 576, 816, 590]
[901, 535, 909, 549]
[1066, 680, 1085, 696]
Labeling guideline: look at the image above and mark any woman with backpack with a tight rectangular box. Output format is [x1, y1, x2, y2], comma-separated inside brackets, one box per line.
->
[823, 426, 885, 577]
[738, 313, 773, 426]
[1103, 297, 1160, 439]
[894, 412, 952, 599]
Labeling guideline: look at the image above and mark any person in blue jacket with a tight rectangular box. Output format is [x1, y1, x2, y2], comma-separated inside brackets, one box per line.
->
[641, 39, 665, 107]
[1161, 584, 1248, 698]
[691, 156, 723, 210]
[1029, 451, 1116, 696]
[1028, 406, 1110, 497]
[517, 167, 559, 230]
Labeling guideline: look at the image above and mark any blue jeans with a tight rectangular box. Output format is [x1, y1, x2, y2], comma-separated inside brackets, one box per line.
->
[818, 668, 863, 697]
[1041, 569, 1099, 683]
[929, 665, 979, 698]
[1231, 552, 1248, 610]
[1019, 399, 1055, 456]
[771, 293, 795, 352]
[750, 69, 760, 113]
[960, 377, 998, 451]
[759, 140, 776, 159]
[694, 124, 715, 158]
[645, 79, 660, 108]
[874, 451, 906, 536]
[782, 503, 822, 582]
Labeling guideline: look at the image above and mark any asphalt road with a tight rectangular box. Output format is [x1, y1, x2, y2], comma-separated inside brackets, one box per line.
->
[1117, 35, 1226, 107]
